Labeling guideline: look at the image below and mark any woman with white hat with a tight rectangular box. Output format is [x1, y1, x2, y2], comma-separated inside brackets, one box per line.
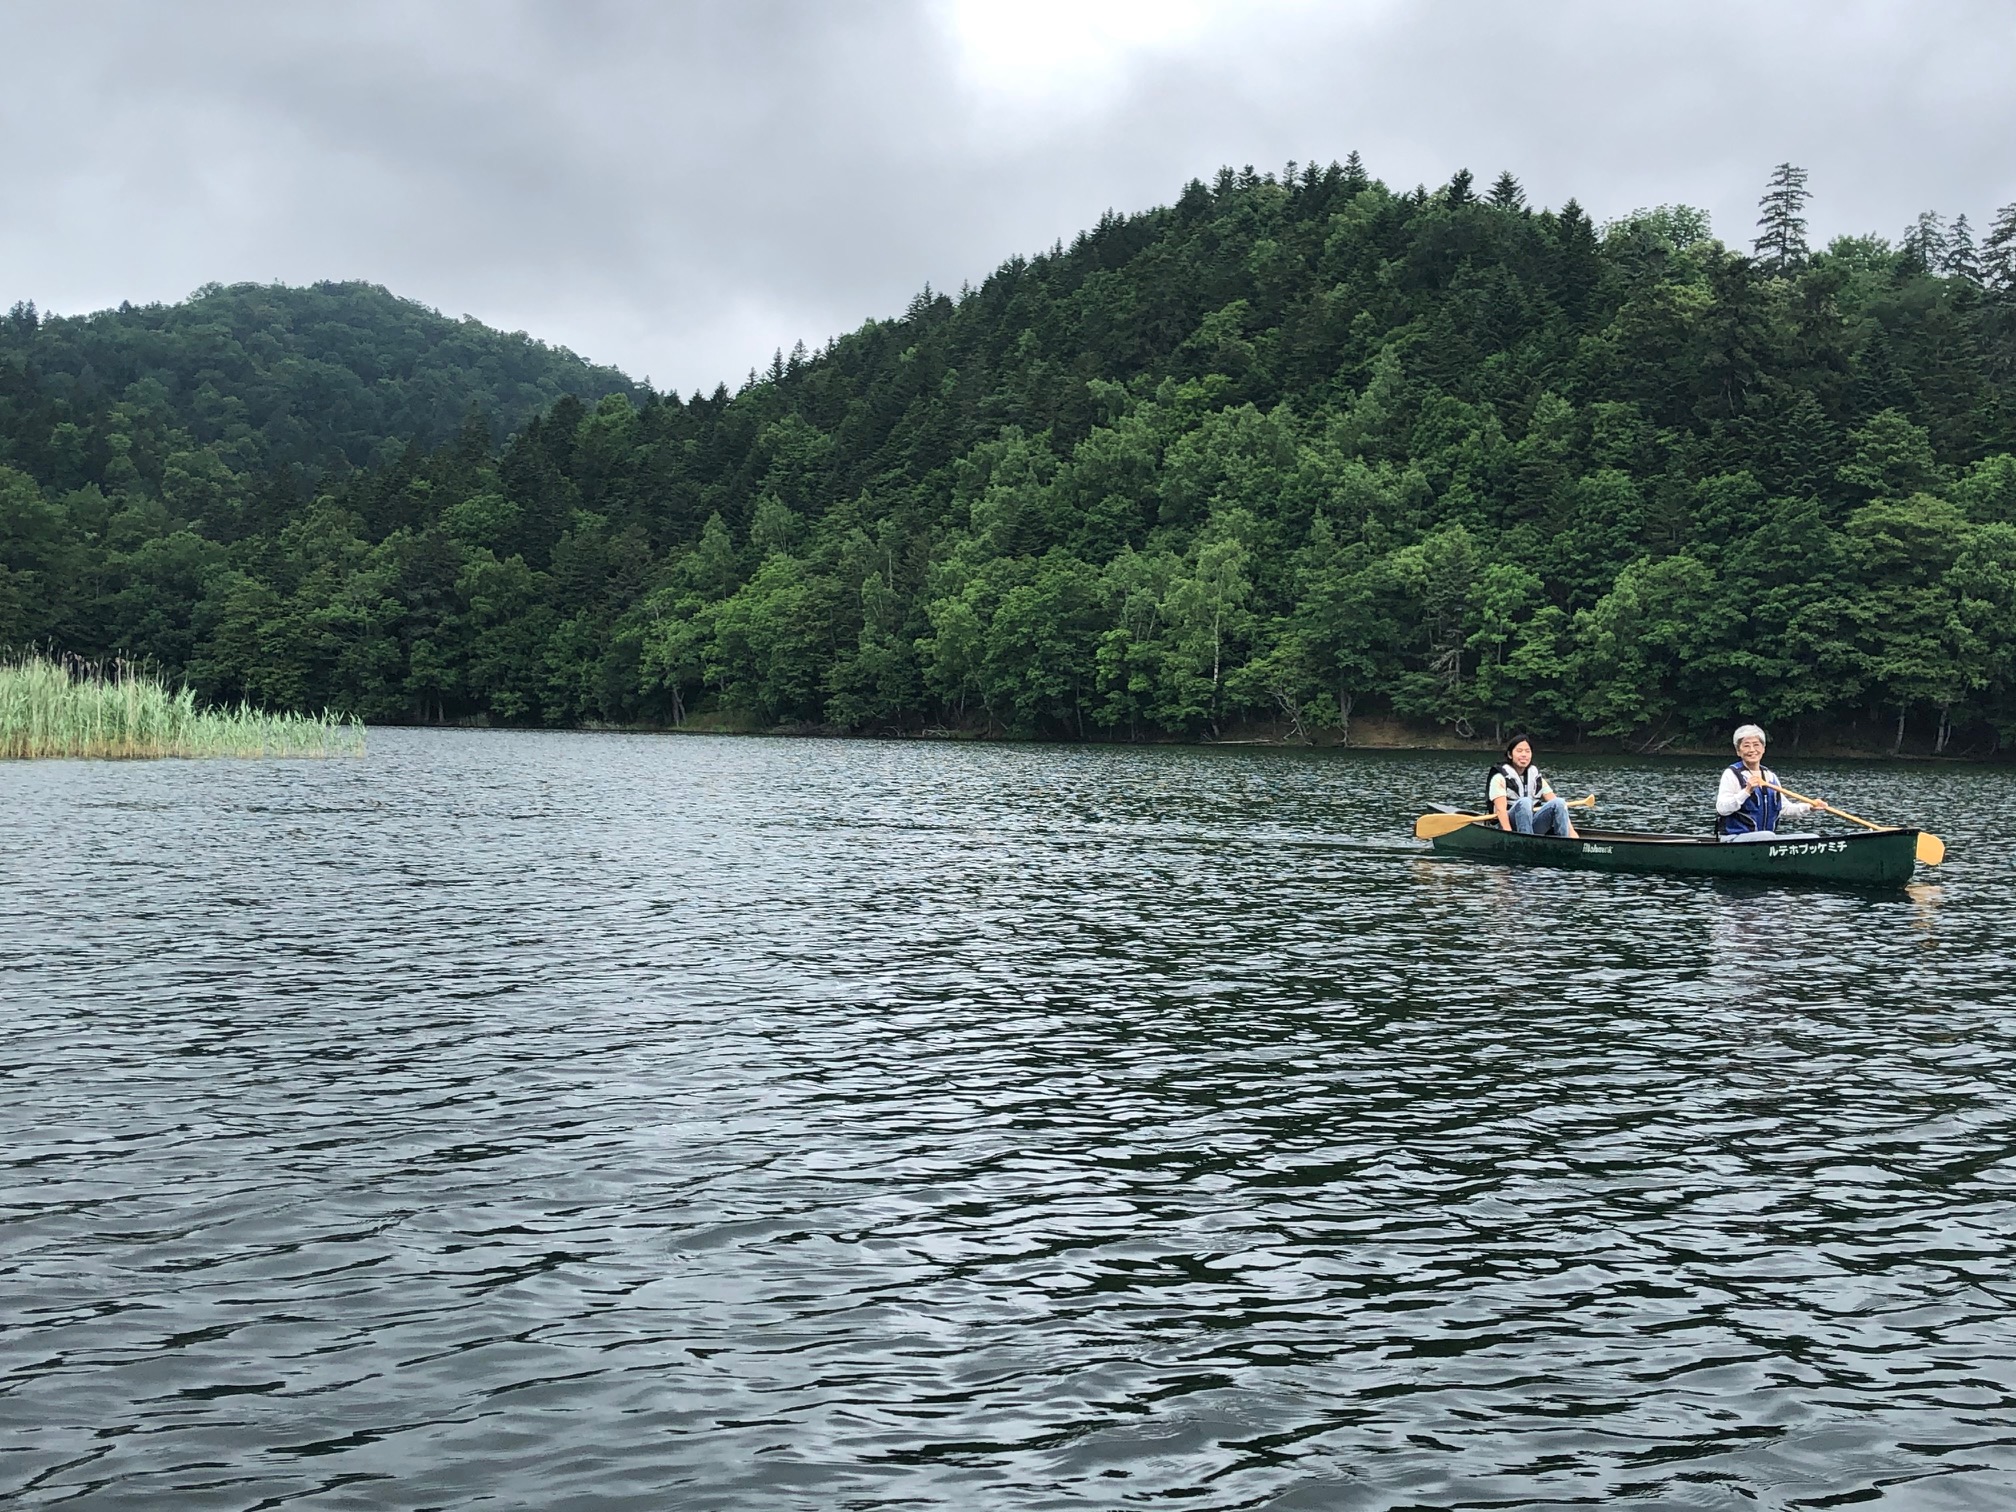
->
[1716, 724, 1831, 840]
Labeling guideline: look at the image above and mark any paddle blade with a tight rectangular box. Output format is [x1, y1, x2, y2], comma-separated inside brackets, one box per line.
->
[1917, 833, 1945, 867]
[1414, 812, 1486, 839]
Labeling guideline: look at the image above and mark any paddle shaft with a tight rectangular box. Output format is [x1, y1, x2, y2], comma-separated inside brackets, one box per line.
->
[1759, 782, 1883, 833]
[1759, 780, 1944, 866]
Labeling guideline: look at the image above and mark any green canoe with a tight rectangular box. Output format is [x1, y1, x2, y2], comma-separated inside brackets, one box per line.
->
[1426, 820, 1921, 889]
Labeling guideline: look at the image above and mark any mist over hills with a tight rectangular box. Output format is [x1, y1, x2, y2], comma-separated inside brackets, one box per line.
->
[4, 161, 2015, 753]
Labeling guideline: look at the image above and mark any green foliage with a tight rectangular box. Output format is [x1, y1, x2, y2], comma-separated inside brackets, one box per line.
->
[0, 654, 360, 758]
[1607, 205, 1714, 254]
[1754, 163, 1812, 273]
[1, 282, 634, 480]
[5, 160, 2016, 752]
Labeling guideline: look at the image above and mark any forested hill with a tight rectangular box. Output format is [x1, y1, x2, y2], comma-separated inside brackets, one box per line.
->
[7, 161, 2016, 754]
[1, 281, 636, 478]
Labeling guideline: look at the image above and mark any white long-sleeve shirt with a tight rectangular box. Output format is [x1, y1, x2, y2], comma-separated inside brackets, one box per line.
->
[1715, 765, 1813, 820]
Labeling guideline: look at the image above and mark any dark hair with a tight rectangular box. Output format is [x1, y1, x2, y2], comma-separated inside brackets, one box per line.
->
[1503, 732, 1535, 759]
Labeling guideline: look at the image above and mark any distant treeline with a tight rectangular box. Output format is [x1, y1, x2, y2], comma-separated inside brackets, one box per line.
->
[5, 161, 2016, 753]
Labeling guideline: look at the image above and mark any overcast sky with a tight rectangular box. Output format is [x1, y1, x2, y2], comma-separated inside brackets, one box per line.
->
[4, 0, 2013, 394]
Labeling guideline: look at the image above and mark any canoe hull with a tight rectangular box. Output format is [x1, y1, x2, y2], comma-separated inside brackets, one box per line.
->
[1428, 824, 1920, 889]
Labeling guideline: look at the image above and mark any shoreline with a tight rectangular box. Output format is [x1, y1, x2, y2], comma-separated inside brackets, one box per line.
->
[363, 715, 2014, 765]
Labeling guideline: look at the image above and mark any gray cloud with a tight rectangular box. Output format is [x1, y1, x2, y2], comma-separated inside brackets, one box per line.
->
[4, 0, 2012, 393]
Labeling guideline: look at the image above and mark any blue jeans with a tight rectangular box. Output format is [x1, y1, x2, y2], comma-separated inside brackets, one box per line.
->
[1511, 796, 1571, 836]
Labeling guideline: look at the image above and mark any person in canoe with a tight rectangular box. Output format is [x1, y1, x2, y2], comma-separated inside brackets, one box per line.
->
[1716, 724, 1831, 841]
[1488, 734, 1579, 838]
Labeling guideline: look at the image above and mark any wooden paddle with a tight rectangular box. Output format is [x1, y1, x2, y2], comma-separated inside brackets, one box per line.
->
[1414, 795, 1595, 840]
[1765, 783, 1944, 866]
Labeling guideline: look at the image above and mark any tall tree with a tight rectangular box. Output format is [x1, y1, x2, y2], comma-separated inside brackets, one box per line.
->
[1753, 162, 1812, 273]
[1944, 213, 1982, 284]
[1903, 211, 1948, 274]
[1487, 171, 1526, 212]
[1982, 202, 2016, 294]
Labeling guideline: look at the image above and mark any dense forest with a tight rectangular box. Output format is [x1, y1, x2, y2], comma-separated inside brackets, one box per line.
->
[1, 280, 635, 475]
[6, 161, 2016, 753]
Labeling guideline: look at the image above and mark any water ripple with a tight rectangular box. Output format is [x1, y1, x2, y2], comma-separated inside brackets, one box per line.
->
[3, 732, 2014, 1508]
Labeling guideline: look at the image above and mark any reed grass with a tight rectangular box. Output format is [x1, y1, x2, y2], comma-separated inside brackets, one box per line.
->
[0, 656, 364, 760]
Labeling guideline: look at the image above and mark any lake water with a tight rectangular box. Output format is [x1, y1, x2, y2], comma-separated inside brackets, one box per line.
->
[5, 731, 2015, 1510]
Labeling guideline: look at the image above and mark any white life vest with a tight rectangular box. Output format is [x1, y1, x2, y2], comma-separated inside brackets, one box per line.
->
[1488, 761, 1547, 804]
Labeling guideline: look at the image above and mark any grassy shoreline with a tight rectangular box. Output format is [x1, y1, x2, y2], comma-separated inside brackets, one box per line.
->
[0, 657, 364, 760]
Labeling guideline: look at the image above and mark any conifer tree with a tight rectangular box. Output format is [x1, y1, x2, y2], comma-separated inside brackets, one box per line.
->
[1550, 200, 1601, 312]
[1487, 171, 1526, 211]
[1753, 162, 1811, 273]
[1445, 168, 1474, 207]
[1982, 202, 2016, 294]
[1340, 151, 1368, 194]
[1902, 211, 1947, 273]
[1944, 214, 1981, 284]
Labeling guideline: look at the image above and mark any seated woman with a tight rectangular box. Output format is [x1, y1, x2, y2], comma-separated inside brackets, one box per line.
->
[1489, 734, 1578, 837]
[1716, 724, 1830, 840]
